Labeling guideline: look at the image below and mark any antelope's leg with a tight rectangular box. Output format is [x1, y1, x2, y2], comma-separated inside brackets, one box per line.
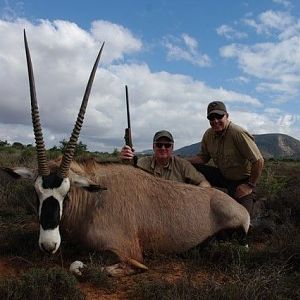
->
[101, 262, 137, 277]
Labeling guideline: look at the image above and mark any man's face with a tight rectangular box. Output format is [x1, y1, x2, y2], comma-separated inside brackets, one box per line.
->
[207, 113, 229, 133]
[153, 137, 173, 160]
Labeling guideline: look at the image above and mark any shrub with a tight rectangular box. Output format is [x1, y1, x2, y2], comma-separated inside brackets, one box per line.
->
[0, 224, 38, 257]
[131, 263, 299, 300]
[131, 278, 203, 300]
[258, 164, 287, 202]
[79, 264, 116, 292]
[0, 267, 85, 300]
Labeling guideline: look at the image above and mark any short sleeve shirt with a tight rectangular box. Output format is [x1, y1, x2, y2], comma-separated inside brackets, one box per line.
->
[200, 122, 263, 181]
[137, 155, 207, 185]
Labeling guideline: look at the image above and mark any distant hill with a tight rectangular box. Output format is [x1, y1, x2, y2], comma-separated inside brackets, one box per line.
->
[174, 142, 200, 157]
[174, 133, 300, 160]
[254, 133, 300, 159]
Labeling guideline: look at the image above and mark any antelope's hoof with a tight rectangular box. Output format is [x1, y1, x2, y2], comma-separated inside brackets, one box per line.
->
[69, 260, 86, 276]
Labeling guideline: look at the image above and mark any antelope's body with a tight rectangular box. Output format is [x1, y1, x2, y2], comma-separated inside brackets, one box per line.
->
[58, 158, 249, 274]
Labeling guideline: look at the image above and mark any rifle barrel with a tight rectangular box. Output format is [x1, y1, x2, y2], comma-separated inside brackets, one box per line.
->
[125, 85, 131, 129]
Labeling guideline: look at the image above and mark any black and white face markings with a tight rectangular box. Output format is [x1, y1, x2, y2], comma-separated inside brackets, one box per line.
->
[34, 173, 70, 254]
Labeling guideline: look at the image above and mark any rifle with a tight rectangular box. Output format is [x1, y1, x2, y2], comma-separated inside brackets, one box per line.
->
[124, 85, 138, 166]
[124, 85, 133, 149]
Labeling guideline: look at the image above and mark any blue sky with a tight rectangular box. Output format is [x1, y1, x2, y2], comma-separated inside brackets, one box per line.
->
[0, 0, 300, 152]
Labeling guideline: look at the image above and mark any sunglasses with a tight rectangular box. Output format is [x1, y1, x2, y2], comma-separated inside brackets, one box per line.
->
[155, 143, 173, 149]
[207, 113, 225, 121]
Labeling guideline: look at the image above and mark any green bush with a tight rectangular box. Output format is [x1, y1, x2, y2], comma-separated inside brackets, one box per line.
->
[258, 164, 287, 202]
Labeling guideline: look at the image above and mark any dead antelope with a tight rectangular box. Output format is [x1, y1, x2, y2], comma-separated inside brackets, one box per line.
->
[2, 31, 250, 277]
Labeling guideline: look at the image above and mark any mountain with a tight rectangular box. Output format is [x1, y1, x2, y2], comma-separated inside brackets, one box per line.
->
[254, 133, 300, 159]
[174, 133, 300, 159]
[174, 142, 200, 157]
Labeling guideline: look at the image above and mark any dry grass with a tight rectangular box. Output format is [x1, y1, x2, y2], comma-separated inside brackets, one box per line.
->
[0, 267, 85, 300]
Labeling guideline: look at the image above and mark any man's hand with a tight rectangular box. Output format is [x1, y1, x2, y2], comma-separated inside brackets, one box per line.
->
[120, 145, 135, 160]
[235, 183, 252, 199]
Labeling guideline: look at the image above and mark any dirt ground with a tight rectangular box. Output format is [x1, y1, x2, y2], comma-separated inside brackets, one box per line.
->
[0, 252, 227, 299]
[0, 209, 269, 300]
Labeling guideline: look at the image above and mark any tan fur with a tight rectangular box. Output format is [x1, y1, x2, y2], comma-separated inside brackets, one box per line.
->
[48, 157, 250, 274]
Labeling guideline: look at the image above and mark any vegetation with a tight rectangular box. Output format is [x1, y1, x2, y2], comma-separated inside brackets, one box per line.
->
[58, 139, 88, 157]
[0, 267, 85, 300]
[0, 139, 120, 165]
[78, 263, 116, 293]
[0, 142, 299, 299]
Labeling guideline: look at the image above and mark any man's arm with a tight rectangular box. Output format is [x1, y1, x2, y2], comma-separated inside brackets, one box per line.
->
[235, 157, 264, 198]
[185, 152, 210, 187]
[186, 138, 210, 165]
[182, 159, 211, 187]
[248, 157, 264, 187]
[186, 154, 208, 165]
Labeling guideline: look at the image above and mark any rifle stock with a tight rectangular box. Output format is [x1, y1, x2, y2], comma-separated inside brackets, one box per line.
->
[124, 127, 133, 149]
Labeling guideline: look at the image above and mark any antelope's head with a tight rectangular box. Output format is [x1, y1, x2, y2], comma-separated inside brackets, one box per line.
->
[3, 30, 105, 254]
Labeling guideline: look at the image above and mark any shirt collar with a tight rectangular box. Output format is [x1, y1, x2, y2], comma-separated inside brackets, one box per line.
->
[151, 156, 173, 171]
[213, 121, 231, 138]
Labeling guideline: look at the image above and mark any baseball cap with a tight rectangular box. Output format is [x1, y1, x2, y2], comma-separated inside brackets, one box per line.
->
[153, 130, 174, 143]
[207, 101, 227, 117]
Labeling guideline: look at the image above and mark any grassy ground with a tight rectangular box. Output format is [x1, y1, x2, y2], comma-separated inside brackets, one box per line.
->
[0, 148, 299, 299]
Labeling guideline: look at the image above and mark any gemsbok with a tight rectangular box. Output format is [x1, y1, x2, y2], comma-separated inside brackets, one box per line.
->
[1, 30, 250, 277]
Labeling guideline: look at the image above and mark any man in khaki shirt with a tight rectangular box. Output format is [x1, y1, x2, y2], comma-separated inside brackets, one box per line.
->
[120, 130, 210, 187]
[188, 101, 264, 217]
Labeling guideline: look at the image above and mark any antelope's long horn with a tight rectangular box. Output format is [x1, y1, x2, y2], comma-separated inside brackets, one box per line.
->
[58, 42, 105, 178]
[24, 29, 50, 176]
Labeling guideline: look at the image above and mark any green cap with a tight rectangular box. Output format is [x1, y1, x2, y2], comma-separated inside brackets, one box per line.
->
[207, 101, 227, 117]
[153, 130, 174, 143]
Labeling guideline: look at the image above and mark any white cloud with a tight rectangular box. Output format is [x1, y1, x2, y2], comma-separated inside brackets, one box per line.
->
[216, 24, 247, 40]
[163, 33, 211, 67]
[1, 0, 25, 21]
[264, 107, 281, 114]
[0, 17, 298, 153]
[272, 0, 292, 8]
[259, 10, 293, 31]
[277, 114, 295, 128]
[228, 76, 250, 84]
[230, 109, 300, 139]
[90, 20, 142, 64]
[276, 114, 299, 136]
[220, 35, 300, 98]
[243, 10, 294, 35]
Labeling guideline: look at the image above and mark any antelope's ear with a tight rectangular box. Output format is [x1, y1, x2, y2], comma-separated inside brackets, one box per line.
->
[70, 174, 107, 192]
[1, 167, 35, 180]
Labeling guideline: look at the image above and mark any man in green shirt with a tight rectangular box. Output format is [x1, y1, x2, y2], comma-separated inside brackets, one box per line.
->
[188, 101, 264, 216]
[120, 130, 210, 187]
